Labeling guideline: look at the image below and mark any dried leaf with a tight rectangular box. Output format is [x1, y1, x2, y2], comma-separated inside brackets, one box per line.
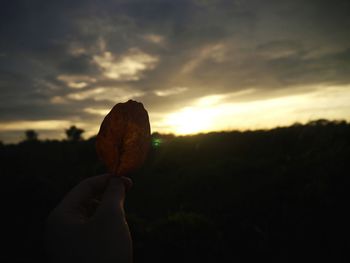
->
[96, 100, 151, 176]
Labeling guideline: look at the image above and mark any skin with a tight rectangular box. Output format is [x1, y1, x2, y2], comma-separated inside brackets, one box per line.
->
[45, 174, 133, 263]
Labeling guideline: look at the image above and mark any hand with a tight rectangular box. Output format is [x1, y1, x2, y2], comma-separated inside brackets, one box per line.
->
[45, 174, 133, 263]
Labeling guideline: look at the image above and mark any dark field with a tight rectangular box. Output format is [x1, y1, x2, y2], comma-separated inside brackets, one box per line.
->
[1, 119, 350, 262]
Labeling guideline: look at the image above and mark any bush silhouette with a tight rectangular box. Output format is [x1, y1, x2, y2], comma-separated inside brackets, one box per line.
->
[25, 129, 39, 141]
[0, 119, 349, 262]
[65, 125, 84, 141]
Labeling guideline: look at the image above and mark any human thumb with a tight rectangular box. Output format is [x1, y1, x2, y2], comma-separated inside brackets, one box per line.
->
[95, 176, 133, 218]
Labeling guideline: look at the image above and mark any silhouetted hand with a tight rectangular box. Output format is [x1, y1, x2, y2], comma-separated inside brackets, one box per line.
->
[45, 174, 133, 263]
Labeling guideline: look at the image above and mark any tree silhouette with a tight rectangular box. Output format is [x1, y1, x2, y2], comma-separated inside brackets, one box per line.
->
[1, 119, 350, 262]
[65, 125, 84, 141]
[25, 130, 38, 141]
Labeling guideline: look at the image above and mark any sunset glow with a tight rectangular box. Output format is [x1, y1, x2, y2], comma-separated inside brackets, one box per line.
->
[1, 1, 350, 142]
[154, 85, 350, 135]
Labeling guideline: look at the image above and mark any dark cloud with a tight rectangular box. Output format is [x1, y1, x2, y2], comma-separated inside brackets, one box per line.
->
[58, 54, 100, 75]
[0, 0, 350, 141]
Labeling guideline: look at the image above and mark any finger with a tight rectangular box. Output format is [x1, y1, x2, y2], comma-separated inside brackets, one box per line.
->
[84, 198, 101, 218]
[59, 174, 111, 210]
[121, 176, 133, 192]
[95, 176, 132, 217]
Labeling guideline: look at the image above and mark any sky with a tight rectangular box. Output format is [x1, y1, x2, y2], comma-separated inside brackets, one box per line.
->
[1, 0, 350, 142]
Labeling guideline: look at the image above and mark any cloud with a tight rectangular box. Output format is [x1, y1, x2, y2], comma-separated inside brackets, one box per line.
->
[181, 43, 228, 74]
[93, 48, 158, 81]
[142, 34, 165, 45]
[83, 107, 110, 116]
[0, 120, 73, 131]
[256, 40, 303, 59]
[154, 87, 188, 97]
[57, 74, 97, 89]
[67, 86, 144, 102]
[58, 53, 98, 75]
[0, 0, 350, 142]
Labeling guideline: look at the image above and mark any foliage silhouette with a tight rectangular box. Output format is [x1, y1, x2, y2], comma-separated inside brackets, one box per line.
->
[25, 129, 38, 141]
[1, 119, 349, 262]
[65, 125, 84, 141]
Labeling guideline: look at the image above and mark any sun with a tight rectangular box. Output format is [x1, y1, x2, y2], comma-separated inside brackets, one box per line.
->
[164, 107, 216, 135]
